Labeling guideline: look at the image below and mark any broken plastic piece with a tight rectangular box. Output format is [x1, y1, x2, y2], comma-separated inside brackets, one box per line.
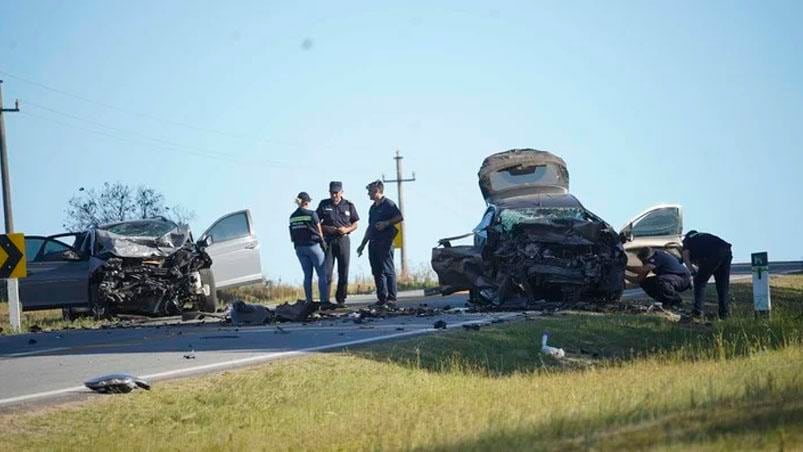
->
[84, 374, 151, 394]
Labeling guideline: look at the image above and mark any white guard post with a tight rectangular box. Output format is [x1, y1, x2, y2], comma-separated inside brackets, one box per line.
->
[751, 251, 771, 317]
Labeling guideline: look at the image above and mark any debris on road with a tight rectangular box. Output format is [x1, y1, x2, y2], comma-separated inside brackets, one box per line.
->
[27, 338, 37, 345]
[229, 300, 272, 325]
[183, 350, 196, 359]
[433, 320, 448, 329]
[462, 324, 481, 331]
[275, 300, 316, 322]
[540, 332, 565, 358]
[84, 374, 151, 394]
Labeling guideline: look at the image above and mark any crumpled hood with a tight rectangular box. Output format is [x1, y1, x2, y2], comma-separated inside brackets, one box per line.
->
[478, 149, 570, 203]
[95, 225, 192, 258]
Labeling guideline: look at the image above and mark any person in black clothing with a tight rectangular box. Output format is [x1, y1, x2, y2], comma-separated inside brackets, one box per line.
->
[356, 180, 403, 307]
[289, 192, 331, 308]
[316, 181, 360, 306]
[625, 247, 690, 307]
[682, 230, 733, 319]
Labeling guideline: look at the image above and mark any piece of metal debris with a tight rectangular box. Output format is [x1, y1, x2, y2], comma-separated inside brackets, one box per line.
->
[84, 374, 151, 394]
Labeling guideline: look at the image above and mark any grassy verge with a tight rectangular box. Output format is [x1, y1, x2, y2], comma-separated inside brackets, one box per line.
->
[1, 276, 801, 450]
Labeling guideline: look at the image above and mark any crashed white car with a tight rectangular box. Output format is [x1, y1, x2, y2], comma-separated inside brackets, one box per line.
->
[20, 210, 263, 318]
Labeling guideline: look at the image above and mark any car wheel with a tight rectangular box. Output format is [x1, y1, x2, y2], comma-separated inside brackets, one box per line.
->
[199, 269, 218, 313]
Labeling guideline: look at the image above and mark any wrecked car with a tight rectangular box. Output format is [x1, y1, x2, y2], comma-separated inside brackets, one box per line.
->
[20, 210, 263, 318]
[432, 149, 684, 307]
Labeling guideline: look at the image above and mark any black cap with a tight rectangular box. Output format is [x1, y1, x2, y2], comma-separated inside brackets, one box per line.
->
[329, 181, 343, 192]
[297, 192, 311, 202]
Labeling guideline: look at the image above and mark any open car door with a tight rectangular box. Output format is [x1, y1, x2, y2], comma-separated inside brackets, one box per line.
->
[199, 210, 263, 289]
[620, 204, 683, 268]
[19, 234, 91, 310]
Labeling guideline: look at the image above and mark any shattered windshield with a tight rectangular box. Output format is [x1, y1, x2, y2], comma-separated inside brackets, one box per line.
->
[488, 163, 567, 192]
[498, 207, 586, 231]
[101, 220, 177, 237]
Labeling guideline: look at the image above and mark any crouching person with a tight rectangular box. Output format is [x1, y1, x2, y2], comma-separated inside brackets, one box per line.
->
[626, 247, 691, 308]
[289, 192, 331, 309]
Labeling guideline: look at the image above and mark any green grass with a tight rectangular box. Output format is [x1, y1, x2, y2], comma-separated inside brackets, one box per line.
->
[1, 276, 801, 451]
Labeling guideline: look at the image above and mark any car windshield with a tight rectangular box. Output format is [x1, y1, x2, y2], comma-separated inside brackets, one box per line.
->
[498, 207, 586, 231]
[488, 163, 567, 192]
[101, 220, 177, 237]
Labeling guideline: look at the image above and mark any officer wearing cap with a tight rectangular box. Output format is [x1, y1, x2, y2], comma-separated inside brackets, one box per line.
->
[289, 192, 331, 309]
[682, 230, 733, 319]
[315, 181, 360, 306]
[357, 180, 403, 307]
[625, 247, 690, 308]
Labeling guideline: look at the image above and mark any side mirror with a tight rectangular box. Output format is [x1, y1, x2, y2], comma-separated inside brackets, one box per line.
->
[197, 237, 211, 247]
[62, 250, 82, 261]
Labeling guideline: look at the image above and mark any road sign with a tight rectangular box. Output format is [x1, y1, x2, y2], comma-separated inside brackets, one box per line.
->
[0, 233, 25, 278]
[393, 223, 403, 249]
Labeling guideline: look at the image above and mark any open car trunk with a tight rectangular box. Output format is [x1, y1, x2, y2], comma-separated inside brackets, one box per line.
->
[478, 149, 570, 203]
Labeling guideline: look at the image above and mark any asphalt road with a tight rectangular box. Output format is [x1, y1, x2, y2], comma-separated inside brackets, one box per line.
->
[1, 262, 798, 411]
[0, 293, 524, 410]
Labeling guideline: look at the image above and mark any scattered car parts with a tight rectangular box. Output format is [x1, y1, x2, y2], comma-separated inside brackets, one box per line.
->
[84, 374, 151, 394]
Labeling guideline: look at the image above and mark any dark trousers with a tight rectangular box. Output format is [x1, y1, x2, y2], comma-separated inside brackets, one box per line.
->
[368, 240, 397, 302]
[640, 273, 690, 305]
[324, 235, 351, 303]
[693, 252, 733, 318]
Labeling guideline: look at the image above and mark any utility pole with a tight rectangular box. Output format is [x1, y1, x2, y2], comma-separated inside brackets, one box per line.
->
[382, 149, 415, 279]
[0, 80, 21, 331]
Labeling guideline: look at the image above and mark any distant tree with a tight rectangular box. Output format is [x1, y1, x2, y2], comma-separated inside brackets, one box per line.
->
[63, 182, 196, 231]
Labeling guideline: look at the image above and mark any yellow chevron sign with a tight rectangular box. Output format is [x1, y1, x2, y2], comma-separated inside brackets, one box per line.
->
[0, 233, 26, 279]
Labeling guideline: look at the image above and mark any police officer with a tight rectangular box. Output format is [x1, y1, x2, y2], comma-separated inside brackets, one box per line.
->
[682, 230, 733, 320]
[289, 192, 331, 309]
[625, 247, 690, 308]
[316, 181, 360, 306]
[356, 180, 403, 307]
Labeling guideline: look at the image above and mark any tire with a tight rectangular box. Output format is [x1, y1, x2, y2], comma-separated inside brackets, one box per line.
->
[199, 269, 218, 313]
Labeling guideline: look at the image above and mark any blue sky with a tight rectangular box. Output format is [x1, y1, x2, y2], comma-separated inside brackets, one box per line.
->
[1, 0, 802, 283]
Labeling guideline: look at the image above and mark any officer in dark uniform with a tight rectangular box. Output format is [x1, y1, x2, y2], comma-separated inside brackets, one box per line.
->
[625, 247, 690, 308]
[356, 180, 403, 307]
[682, 230, 733, 319]
[316, 181, 360, 306]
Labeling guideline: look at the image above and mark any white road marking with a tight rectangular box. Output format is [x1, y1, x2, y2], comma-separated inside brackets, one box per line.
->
[1, 347, 70, 358]
[0, 313, 520, 408]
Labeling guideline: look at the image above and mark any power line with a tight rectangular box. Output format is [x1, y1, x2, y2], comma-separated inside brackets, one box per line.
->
[19, 111, 288, 168]
[0, 68, 378, 158]
[23, 100, 294, 167]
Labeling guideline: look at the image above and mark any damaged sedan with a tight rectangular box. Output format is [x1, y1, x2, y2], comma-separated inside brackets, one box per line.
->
[432, 149, 683, 307]
[20, 210, 263, 318]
